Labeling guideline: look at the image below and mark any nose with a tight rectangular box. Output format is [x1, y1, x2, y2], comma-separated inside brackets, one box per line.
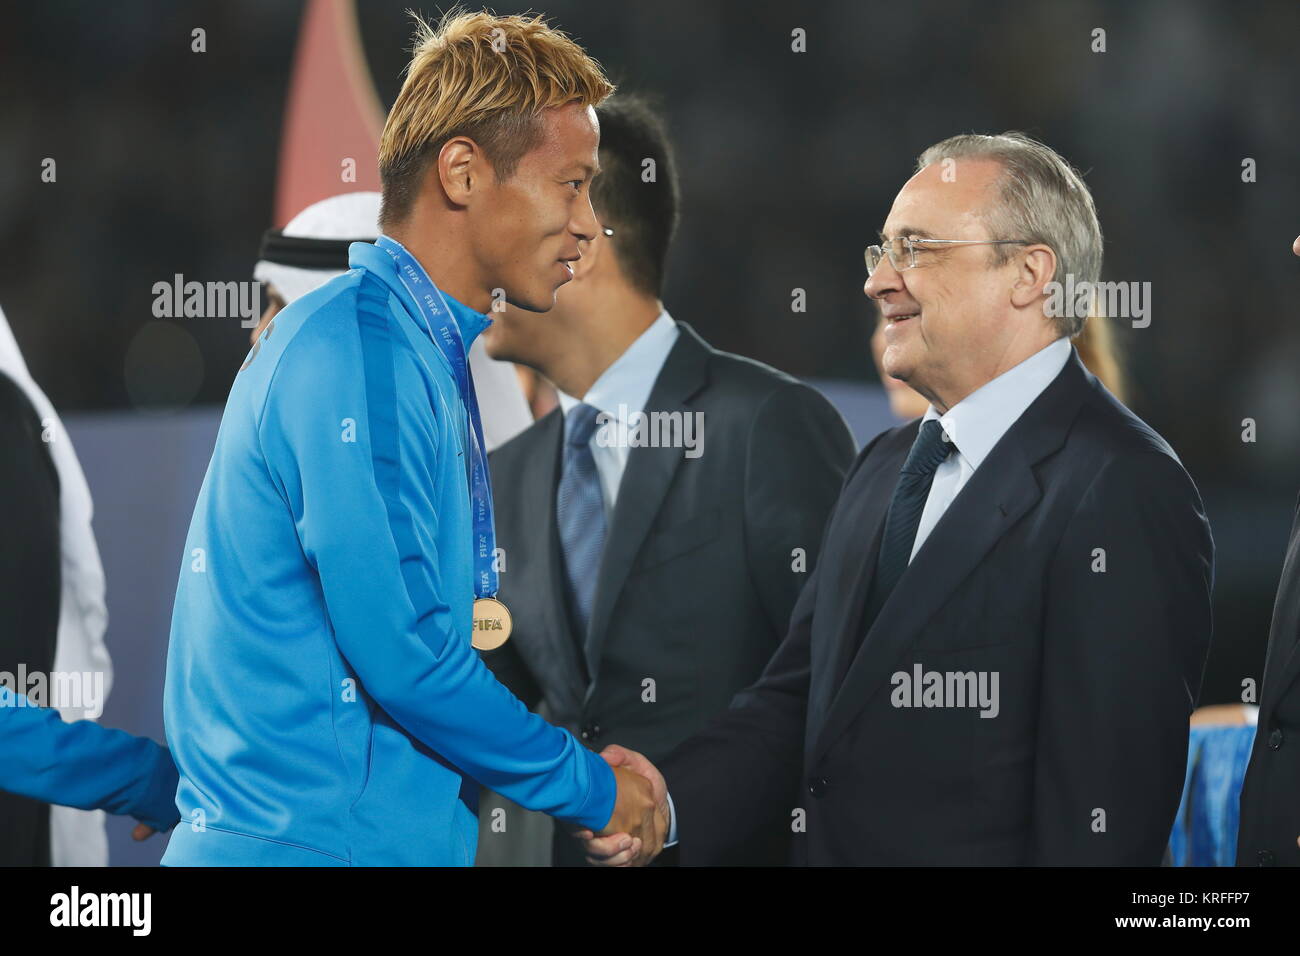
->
[571, 190, 600, 244]
[864, 253, 904, 300]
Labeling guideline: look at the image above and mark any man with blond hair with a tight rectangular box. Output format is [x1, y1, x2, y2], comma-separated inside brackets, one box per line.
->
[582, 132, 1214, 866]
[162, 10, 661, 866]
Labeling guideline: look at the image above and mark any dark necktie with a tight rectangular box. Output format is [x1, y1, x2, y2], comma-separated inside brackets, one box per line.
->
[861, 418, 955, 637]
[556, 403, 608, 640]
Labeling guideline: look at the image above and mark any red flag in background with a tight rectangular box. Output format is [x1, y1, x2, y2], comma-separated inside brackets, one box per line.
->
[273, 0, 385, 227]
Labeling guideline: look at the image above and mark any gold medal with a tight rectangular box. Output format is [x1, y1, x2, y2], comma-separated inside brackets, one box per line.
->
[471, 597, 513, 650]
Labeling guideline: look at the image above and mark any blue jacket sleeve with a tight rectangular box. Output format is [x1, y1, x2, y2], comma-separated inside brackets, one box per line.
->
[257, 296, 615, 830]
[0, 685, 179, 830]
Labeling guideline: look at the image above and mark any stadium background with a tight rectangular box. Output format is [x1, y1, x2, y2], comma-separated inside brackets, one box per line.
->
[1, 0, 1297, 862]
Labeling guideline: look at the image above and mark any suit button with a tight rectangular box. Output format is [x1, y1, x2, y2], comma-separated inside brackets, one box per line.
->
[808, 776, 829, 798]
[1257, 849, 1276, 866]
[580, 723, 601, 742]
[1269, 728, 1284, 750]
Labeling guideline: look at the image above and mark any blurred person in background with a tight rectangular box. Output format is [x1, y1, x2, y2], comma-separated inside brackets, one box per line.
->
[0, 302, 116, 866]
[251, 190, 533, 451]
[1072, 315, 1126, 406]
[515, 363, 560, 419]
[477, 93, 855, 866]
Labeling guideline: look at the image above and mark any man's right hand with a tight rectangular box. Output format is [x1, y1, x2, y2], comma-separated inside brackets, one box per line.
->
[578, 745, 670, 866]
[593, 763, 665, 864]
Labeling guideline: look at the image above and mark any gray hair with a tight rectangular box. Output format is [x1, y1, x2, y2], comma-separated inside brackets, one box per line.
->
[914, 132, 1103, 337]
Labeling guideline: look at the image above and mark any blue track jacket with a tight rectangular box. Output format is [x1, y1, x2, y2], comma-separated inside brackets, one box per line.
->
[162, 241, 615, 865]
[0, 685, 178, 830]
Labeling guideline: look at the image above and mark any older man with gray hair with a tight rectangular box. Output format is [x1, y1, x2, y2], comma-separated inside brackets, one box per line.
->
[580, 131, 1214, 866]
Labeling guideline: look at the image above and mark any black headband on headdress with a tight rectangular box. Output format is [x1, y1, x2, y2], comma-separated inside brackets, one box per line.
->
[257, 229, 374, 270]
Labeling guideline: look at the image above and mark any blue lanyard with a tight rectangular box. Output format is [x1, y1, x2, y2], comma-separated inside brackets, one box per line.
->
[374, 235, 498, 601]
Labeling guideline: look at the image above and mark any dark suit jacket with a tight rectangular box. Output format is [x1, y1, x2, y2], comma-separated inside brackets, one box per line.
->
[1237, 496, 1300, 866]
[661, 348, 1214, 865]
[0, 371, 61, 866]
[480, 321, 855, 865]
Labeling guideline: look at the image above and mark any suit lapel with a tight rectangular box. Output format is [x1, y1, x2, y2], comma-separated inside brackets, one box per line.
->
[1258, 495, 1300, 717]
[809, 350, 1090, 767]
[804, 433, 908, 755]
[582, 323, 711, 685]
[1267, 623, 1300, 718]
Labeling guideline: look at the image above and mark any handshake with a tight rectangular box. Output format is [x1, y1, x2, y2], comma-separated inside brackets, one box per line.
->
[571, 745, 670, 866]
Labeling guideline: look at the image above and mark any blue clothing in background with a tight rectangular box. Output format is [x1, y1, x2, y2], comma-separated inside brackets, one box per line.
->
[0, 685, 178, 830]
[1169, 724, 1257, 866]
[162, 241, 615, 866]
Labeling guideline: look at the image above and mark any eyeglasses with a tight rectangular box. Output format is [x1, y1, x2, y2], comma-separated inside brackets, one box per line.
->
[865, 237, 1030, 276]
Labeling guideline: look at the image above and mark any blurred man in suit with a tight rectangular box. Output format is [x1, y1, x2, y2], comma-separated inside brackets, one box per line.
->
[477, 94, 856, 866]
[581, 131, 1215, 866]
[1236, 231, 1300, 867]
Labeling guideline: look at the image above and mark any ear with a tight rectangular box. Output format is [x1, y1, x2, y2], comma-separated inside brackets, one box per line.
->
[570, 233, 604, 282]
[435, 136, 488, 208]
[1010, 243, 1056, 309]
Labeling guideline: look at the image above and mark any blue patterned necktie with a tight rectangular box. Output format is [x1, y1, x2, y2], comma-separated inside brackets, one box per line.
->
[556, 403, 608, 639]
[863, 418, 955, 632]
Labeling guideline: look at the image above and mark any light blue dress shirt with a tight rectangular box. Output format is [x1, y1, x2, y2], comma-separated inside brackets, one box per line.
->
[911, 336, 1072, 560]
[557, 310, 679, 520]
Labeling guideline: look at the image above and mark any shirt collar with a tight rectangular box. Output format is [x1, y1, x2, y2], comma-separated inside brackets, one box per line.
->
[558, 310, 679, 421]
[921, 336, 1072, 470]
[348, 239, 492, 349]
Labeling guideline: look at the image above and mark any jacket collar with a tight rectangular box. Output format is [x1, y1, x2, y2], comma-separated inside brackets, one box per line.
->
[348, 240, 492, 349]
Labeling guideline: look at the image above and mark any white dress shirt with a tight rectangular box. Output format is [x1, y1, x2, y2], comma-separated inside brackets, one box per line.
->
[662, 335, 1072, 852]
[910, 336, 1071, 562]
[557, 310, 679, 522]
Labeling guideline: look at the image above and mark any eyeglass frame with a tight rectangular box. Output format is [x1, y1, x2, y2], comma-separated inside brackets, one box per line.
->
[864, 236, 1031, 276]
